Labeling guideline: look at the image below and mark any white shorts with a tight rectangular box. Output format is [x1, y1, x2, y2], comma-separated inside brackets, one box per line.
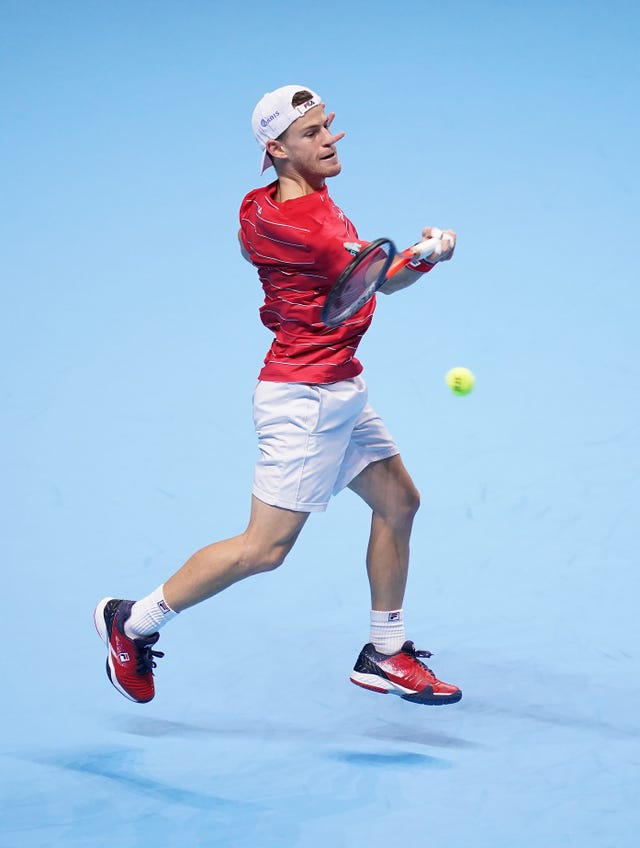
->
[252, 376, 399, 513]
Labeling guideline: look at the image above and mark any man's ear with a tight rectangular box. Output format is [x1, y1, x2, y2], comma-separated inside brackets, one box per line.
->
[266, 137, 287, 163]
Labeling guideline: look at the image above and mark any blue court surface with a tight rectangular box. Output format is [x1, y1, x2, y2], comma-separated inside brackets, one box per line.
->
[2, 2, 639, 847]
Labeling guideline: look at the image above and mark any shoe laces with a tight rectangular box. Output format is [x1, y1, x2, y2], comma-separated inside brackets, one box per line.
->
[135, 636, 164, 675]
[402, 640, 434, 670]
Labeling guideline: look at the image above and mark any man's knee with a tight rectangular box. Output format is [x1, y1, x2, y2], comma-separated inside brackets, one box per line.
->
[369, 486, 420, 532]
[398, 482, 421, 523]
[237, 499, 309, 577]
[238, 541, 291, 576]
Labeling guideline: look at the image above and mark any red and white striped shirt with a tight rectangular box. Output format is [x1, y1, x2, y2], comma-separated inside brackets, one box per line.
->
[239, 182, 375, 384]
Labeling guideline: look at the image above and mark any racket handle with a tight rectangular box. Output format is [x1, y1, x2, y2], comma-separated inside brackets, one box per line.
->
[409, 236, 440, 260]
[387, 237, 440, 277]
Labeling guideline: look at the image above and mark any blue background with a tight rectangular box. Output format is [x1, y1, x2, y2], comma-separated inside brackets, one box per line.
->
[2, 1, 639, 846]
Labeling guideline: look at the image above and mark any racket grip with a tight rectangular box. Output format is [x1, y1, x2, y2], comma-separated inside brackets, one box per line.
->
[410, 236, 440, 260]
[387, 237, 440, 277]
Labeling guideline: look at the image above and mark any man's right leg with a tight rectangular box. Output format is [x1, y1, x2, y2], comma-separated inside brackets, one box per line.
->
[94, 496, 309, 702]
[163, 496, 310, 611]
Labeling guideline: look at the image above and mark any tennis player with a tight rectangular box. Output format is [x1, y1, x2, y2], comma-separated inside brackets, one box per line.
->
[94, 85, 461, 706]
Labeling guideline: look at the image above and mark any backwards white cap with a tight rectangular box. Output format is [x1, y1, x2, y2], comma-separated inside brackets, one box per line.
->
[251, 85, 322, 174]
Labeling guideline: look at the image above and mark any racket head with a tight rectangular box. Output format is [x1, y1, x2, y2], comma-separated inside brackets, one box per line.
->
[321, 237, 396, 327]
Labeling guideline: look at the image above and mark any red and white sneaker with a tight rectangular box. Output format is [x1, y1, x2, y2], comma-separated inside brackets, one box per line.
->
[94, 598, 164, 703]
[350, 641, 462, 705]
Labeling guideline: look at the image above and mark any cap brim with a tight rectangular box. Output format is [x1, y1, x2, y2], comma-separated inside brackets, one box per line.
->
[259, 148, 272, 175]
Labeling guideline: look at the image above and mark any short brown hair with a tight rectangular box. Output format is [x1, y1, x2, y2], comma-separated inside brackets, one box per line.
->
[290, 89, 315, 108]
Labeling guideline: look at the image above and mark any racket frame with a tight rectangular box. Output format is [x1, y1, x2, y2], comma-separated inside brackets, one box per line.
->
[321, 237, 396, 327]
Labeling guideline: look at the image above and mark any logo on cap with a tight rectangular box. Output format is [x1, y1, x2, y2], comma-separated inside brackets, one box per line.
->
[260, 112, 280, 128]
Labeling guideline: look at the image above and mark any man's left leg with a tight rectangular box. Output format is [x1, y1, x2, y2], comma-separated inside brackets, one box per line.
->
[347, 454, 418, 611]
[348, 455, 462, 705]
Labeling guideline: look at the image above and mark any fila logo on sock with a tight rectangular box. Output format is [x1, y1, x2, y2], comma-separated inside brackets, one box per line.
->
[157, 600, 171, 615]
[388, 612, 401, 622]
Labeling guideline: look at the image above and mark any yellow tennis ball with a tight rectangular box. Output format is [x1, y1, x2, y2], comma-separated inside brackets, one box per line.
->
[446, 366, 475, 396]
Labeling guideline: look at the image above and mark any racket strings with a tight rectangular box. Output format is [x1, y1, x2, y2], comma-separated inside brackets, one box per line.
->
[322, 238, 395, 326]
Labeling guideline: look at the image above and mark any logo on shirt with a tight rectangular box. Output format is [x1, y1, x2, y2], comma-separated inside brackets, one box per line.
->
[343, 241, 363, 256]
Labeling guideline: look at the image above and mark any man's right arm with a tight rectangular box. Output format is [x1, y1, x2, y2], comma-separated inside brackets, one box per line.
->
[379, 228, 456, 295]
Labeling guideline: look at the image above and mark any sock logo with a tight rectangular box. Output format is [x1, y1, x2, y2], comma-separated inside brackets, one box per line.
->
[157, 600, 171, 615]
[388, 612, 401, 622]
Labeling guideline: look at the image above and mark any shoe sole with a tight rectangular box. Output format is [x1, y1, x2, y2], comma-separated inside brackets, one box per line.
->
[94, 597, 146, 703]
[93, 597, 112, 643]
[350, 672, 462, 705]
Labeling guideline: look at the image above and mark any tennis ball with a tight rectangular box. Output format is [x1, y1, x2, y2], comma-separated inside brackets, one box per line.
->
[446, 367, 475, 396]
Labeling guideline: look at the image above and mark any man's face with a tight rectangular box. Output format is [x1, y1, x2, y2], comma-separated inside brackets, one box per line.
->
[272, 105, 344, 181]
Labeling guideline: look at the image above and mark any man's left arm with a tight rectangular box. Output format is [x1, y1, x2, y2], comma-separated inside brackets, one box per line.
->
[238, 229, 253, 264]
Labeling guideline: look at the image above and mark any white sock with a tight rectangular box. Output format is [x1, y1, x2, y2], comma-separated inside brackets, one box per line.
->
[124, 585, 178, 639]
[370, 609, 405, 655]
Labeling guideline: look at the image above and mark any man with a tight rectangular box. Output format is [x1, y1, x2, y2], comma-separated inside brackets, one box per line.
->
[94, 85, 461, 706]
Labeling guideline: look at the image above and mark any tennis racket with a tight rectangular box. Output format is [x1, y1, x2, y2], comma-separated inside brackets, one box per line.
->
[321, 235, 441, 327]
